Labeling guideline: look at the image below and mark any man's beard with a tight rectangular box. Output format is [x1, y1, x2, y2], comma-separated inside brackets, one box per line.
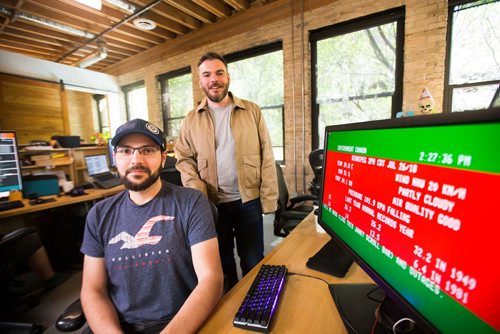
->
[203, 82, 229, 103]
[120, 165, 161, 191]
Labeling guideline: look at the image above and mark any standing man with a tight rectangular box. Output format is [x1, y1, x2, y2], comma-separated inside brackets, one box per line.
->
[175, 52, 278, 289]
[80, 118, 223, 333]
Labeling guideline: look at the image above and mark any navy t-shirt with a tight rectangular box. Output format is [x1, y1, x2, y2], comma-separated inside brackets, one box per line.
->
[81, 181, 217, 326]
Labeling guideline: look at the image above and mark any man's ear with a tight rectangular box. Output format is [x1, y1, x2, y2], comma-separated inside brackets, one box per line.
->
[161, 152, 167, 168]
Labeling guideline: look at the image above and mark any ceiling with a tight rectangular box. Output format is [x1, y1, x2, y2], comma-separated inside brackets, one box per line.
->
[0, 0, 272, 72]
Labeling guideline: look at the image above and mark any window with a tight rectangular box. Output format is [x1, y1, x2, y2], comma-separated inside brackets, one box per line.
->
[225, 42, 285, 162]
[311, 8, 404, 148]
[445, 0, 500, 112]
[159, 68, 193, 138]
[93, 94, 110, 135]
[122, 81, 148, 120]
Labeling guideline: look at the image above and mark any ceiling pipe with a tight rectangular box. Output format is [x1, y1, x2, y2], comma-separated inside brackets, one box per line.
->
[0, 5, 95, 38]
[105, 0, 136, 13]
[78, 40, 108, 68]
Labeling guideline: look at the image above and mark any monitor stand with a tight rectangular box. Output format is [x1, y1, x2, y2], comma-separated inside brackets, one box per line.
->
[306, 238, 353, 277]
[329, 283, 380, 333]
[329, 284, 427, 334]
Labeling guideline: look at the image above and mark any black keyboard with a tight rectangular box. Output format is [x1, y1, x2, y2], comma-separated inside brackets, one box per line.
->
[233, 264, 287, 333]
[0, 200, 24, 211]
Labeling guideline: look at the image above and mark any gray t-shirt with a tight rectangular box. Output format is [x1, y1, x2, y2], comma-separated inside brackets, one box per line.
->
[210, 104, 240, 203]
[81, 181, 217, 326]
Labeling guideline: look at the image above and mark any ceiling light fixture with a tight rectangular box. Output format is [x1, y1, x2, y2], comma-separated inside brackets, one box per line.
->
[133, 18, 156, 30]
[78, 40, 108, 68]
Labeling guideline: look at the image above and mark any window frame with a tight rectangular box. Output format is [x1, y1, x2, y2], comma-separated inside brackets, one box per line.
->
[158, 67, 192, 137]
[310, 7, 405, 149]
[93, 94, 110, 134]
[224, 41, 285, 164]
[444, 0, 500, 113]
[122, 80, 146, 121]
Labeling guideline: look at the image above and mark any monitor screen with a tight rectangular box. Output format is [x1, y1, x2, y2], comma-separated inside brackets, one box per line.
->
[318, 110, 499, 333]
[85, 154, 110, 176]
[0, 131, 23, 194]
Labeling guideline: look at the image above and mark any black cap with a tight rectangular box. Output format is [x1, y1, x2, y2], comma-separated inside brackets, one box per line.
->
[111, 119, 166, 151]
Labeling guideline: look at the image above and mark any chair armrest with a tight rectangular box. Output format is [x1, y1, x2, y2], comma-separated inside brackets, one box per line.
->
[288, 195, 317, 209]
[0, 227, 38, 248]
[55, 298, 86, 332]
[280, 210, 311, 220]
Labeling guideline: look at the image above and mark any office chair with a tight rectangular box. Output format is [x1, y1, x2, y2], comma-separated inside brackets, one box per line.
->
[56, 200, 221, 332]
[160, 156, 182, 186]
[274, 162, 317, 237]
[0, 226, 45, 334]
[307, 148, 323, 197]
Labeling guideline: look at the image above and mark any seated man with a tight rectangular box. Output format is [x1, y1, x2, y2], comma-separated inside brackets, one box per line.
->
[80, 119, 224, 333]
[0, 229, 69, 292]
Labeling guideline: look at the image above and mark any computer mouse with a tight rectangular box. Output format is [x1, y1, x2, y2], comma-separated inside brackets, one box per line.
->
[69, 188, 87, 197]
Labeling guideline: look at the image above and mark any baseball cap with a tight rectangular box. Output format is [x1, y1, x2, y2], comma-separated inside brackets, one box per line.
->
[111, 119, 166, 151]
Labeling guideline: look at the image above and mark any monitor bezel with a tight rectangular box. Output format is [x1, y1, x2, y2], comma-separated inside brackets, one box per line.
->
[317, 109, 500, 333]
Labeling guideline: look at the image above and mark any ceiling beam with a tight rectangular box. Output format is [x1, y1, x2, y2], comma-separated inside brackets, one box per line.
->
[133, 0, 202, 30]
[223, 0, 249, 11]
[192, 0, 232, 18]
[166, 0, 217, 24]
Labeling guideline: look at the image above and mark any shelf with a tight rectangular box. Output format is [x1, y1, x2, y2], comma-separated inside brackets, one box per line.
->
[20, 147, 69, 153]
[22, 159, 74, 169]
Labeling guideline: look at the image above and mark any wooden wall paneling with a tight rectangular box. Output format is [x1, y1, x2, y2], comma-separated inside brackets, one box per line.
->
[60, 83, 70, 136]
[0, 74, 66, 144]
[66, 90, 95, 142]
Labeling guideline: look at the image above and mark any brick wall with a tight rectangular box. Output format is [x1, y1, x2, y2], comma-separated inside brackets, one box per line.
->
[112, 0, 449, 193]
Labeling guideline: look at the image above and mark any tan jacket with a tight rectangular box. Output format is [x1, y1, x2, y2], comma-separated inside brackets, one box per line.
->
[174, 93, 278, 214]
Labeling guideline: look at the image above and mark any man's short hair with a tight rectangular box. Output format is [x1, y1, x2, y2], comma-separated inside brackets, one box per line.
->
[197, 52, 228, 69]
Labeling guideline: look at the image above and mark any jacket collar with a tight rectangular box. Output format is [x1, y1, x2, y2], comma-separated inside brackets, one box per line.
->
[195, 92, 246, 113]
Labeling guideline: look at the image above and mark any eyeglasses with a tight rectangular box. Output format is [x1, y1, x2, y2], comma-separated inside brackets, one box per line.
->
[115, 146, 161, 157]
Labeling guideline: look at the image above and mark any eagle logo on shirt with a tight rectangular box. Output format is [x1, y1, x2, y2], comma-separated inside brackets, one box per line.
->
[109, 215, 174, 249]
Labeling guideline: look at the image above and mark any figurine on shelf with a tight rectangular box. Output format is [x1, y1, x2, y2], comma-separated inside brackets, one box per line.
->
[417, 87, 436, 114]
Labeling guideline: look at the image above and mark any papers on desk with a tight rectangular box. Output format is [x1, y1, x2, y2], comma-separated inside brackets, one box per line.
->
[24, 146, 54, 151]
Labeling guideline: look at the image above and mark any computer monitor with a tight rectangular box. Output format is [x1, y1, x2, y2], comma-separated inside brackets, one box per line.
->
[85, 154, 110, 176]
[318, 110, 499, 333]
[0, 131, 23, 194]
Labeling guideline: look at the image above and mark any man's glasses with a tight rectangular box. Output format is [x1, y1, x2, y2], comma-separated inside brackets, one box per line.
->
[115, 146, 161, 157]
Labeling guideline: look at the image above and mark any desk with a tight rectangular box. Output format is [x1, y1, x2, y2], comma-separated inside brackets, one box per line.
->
[199, 214, 374, 333]
[0, 185, 124, 220]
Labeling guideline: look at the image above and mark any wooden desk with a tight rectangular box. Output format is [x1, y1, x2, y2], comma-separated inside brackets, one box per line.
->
[199, 214, 374, 333]
[0, 185, 124, 220]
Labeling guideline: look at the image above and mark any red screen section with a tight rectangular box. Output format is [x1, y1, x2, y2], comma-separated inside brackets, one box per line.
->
[323, 151, 500, 329]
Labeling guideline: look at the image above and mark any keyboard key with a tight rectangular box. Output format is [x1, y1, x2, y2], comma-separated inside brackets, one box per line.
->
[233, 264, 287, 333]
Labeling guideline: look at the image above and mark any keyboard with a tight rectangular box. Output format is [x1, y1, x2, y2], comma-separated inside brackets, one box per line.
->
[92, 173, 122, 189]
[233, 264, 287, 333]
[0, 200, 25, 211]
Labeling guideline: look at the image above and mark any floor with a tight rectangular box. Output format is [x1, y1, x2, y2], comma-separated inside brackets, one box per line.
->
[8, 213, 282, 334]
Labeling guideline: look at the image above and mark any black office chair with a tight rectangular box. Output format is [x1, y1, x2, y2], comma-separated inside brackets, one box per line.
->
[56, 200, 222, 332]
[307, 148, 323, 197]
[0, 227, 45, 334]
[160, 156, 182, 186]
[273, 162, 317, 237]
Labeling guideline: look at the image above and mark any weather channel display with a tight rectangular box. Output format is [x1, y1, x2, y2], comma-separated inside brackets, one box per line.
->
[321, 121, 499, 333]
